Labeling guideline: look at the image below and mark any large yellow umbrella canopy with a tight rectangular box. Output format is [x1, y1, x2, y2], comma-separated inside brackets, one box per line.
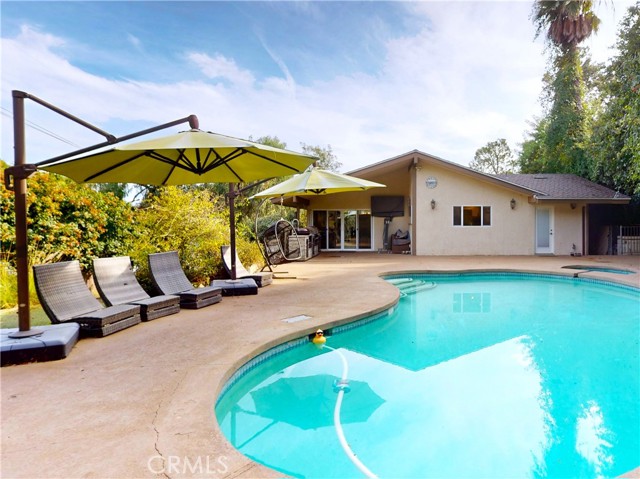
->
[40, 129, 316, 185]
[39, 129, 316, 280]
[251, 168, 385, 198]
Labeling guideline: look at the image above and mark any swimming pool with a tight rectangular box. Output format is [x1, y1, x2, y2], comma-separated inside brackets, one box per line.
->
[215, 273, 640, 478]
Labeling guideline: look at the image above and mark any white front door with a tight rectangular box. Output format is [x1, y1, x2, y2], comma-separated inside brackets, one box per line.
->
[535, 207, 554, 254]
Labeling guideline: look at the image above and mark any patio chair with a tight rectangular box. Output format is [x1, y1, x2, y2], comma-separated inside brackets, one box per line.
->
[93, 256, 181, 321]
[148, 251, 222, 309]
[221, 245, 273, 287]
[33, 260, 141, 337]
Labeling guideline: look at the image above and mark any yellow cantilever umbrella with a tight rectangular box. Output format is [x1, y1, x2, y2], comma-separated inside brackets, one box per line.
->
[251, 168, 385, 199]
[41, 129, 316, 185]
[40, 129, 316, 280]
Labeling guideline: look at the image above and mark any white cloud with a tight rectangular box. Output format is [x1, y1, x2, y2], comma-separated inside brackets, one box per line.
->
[127, 33, 142, 52]
[187, 52, 255, 88]
[1, 3, 627, 171]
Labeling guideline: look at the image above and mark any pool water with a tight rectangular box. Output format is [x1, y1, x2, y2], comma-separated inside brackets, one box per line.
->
[215, 274, 640, 478]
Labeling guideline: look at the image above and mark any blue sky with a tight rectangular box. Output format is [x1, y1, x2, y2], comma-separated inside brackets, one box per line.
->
[1, 1, 634, 172]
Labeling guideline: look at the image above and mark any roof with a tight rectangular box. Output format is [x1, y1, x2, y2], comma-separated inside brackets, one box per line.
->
[348, 149, 536, 195]
[347, 150, 630, 204]
[492, 174, 630, 203]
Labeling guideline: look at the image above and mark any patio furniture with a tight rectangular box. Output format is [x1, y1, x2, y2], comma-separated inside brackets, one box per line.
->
[221, 245, 273, 287]
[259, 219, 303, 267]
[33, 261, 141, 337]
[93, 256, 181, 321]
[391, 229, 411, 254]
[210, 278, 259, 296]
[148, 251, 222, 309]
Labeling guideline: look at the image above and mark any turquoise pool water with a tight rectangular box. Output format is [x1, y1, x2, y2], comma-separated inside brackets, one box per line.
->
[215, 273, 640, 478]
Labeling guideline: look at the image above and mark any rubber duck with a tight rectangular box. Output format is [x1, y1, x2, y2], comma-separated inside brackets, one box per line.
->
[312, 329, 326, 345]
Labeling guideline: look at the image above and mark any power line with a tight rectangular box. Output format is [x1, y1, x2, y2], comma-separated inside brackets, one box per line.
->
[1, 107, 80, 147]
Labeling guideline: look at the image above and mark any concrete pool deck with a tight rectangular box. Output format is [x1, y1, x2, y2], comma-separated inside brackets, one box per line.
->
[1, 254, 639, 479]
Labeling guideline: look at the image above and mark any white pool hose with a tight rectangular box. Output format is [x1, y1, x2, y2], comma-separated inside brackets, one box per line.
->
[325, 345, 378, 479]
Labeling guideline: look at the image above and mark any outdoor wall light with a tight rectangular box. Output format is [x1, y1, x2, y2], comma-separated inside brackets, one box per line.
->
[570, 202, 577, 209]
[431, 199, 436, 210]
[510, 198, 516, 210]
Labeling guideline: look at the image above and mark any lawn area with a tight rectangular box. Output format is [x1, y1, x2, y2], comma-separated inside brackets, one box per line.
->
[0, 307, 50, 329]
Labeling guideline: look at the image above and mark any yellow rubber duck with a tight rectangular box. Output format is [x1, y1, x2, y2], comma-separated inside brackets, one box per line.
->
[312, 329, 326, 345]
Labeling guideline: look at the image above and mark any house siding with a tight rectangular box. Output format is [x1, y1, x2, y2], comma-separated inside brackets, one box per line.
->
[415, 164, 535, 255]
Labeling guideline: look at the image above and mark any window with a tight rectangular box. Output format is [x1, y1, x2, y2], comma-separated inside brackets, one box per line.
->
[453, 206, 491, 226]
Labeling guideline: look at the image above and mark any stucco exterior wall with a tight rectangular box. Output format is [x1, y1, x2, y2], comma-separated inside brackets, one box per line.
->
[547, 203, 586, 255]
[414, 164, 535, 255]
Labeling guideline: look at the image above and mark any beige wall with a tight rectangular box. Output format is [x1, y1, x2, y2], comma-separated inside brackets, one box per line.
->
[544, 202, 586, 255]
[415, 163, 535, 255]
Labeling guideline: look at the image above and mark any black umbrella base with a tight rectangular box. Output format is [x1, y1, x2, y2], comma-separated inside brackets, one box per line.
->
[1, 323, 80, 366]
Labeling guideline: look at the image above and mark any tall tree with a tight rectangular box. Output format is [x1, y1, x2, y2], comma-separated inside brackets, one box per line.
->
[300, 143, 342, 172]
[588, 3, 640, 197]
[470, 139, 518, 174]
[531, 0, 601, 175]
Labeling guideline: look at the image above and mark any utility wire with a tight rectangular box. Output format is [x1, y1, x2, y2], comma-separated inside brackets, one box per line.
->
[1, 107, 80, 147]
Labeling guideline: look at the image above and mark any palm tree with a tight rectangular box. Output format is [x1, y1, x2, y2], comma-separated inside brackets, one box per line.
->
[530, 0, 602, 175]
[532, 0, 601, 50]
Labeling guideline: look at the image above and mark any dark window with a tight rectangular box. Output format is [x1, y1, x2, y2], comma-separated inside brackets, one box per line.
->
[453, 206, 491, 226]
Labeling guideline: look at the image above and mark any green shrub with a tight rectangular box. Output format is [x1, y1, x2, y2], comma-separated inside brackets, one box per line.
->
[130, 187, 266, 290]
[1, 168, 139, 271]
[0, 258, 40, 309]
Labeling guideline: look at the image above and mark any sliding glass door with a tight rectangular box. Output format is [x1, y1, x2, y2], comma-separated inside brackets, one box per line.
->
[312, 210, 372, 251]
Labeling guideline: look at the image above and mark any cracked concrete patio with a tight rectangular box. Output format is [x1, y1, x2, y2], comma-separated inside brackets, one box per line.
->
[1, 253, 639, 479]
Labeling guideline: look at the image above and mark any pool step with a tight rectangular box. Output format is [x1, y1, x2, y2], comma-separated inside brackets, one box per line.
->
[388, 278, 437, 296]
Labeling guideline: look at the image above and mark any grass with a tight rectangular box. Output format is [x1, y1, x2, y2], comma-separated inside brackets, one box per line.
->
[0, 307, 50, 329]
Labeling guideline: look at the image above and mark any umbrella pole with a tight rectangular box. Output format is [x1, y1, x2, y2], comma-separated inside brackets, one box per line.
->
[9, 93, 40, 337]
[228, 183, 237, 280]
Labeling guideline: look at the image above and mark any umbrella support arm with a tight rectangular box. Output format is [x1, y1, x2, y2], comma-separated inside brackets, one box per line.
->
[10, 89, 199, 335]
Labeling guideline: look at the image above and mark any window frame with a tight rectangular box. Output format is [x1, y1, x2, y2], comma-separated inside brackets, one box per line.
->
[452, 205, 492, 227]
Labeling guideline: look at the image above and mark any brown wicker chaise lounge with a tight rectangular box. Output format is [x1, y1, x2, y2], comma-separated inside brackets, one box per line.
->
[221, 245, 273, 287]
[33, 260, 142, 337]
[148, 251, 222, 309]
[93, 256, 181, 321]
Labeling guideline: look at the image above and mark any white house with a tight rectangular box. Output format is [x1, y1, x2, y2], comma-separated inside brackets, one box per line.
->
[294, 150, 631, 256]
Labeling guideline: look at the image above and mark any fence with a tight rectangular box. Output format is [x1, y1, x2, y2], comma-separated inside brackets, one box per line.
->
[615, 225, 640, 255]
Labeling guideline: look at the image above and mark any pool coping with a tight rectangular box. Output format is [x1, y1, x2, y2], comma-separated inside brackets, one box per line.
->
[1, 254, 639, 479]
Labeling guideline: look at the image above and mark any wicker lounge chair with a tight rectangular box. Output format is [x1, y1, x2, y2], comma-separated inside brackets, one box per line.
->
[221, 245, 273, 287]
[93, 256, 181, 321]
[148, 251, 222, 309]
[33, 261, 141, 337]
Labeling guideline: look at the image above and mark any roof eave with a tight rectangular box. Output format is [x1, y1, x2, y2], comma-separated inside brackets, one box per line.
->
[532, 196, 631, 204]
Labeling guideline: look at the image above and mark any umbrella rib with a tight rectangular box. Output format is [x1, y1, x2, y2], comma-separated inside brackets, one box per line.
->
[169, 149, 200, 172]
[202, 148, 305, 182]
[84, 151, 148, 182]
[202, 148, 244, 182]
[161, 163, 177, 185]
[247, 149, 307, 173]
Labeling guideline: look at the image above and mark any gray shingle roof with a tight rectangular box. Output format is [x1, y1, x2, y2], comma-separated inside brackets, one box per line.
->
[493, 174, 630, 201]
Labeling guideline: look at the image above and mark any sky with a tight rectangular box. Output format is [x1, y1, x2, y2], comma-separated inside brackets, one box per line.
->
[1, 1, 635, 173]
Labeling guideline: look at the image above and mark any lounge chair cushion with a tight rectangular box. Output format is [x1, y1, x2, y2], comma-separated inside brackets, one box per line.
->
[210, 278, 259, 296]
[93, 256, 180, 321]
[148, 251, 222, 309]
[221, 245, 273, 287]
[33, 261, 141, 337]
